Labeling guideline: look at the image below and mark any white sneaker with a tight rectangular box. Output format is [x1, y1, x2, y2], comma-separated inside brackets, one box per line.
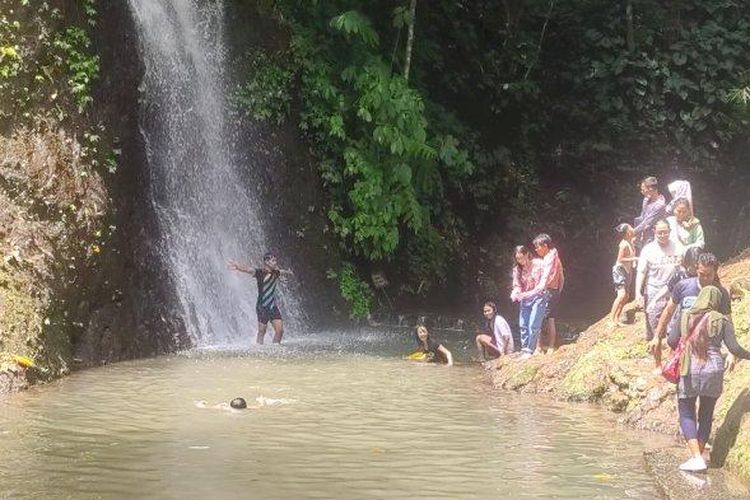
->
[679, 456, 707, 472]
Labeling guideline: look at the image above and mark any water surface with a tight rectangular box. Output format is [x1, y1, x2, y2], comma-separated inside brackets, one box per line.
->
[0, 329, 670, 499]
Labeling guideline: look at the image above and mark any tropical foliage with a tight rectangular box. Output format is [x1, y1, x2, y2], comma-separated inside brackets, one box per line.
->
[235, 0, 750, 315]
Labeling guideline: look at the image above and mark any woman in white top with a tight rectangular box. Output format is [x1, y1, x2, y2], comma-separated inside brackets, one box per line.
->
[667, 198, 704, 250]
[475, 302, 514, 361]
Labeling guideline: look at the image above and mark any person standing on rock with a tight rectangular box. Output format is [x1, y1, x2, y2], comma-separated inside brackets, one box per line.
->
[475, 302, 514, 361]
[608, 223, 638, 327]
[528, 234, 565, 354]
[228, 252, 293, 344]
[654, 252, 731, 354]
[635, 219, 684, 370]
[668, 285, 750, 472]
[510, 245, 547, 356]
[633, 176, 667, 250]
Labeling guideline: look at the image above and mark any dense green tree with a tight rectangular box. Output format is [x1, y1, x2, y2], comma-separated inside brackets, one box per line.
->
[236, 0, 750, 316]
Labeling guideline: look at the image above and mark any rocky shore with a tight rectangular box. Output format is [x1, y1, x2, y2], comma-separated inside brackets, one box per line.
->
[490, 250, 750, 485]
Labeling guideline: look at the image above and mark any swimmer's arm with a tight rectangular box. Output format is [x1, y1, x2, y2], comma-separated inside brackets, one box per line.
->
[228, 260, 255, 275]
[438, 345, 453, 366]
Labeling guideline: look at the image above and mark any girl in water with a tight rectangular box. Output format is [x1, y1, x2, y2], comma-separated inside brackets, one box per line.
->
[475, 302, 514, 361]
[510, 245, 547, 355]
[609, 223, 637, 326]
[412, 325, 453, 366]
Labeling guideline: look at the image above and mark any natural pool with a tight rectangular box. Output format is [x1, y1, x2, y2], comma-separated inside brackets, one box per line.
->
[0, 329, 672, 499]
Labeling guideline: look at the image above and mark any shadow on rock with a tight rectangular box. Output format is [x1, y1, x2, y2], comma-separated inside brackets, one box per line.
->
[712, 388, 750, 467]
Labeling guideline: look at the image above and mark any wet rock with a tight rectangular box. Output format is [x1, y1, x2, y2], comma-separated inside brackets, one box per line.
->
[505, 365, 538, 390]
[603, 387, 629, 413]
[644, 448, 750, 499]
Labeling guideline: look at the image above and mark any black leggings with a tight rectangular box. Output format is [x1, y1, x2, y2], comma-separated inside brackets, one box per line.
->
[678, 396, 718, 443]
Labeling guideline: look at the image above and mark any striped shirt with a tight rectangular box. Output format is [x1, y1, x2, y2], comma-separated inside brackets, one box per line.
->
[255, 269, 280, 309]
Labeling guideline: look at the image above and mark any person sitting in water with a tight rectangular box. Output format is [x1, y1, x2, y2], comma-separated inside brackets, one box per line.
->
[228, 252, 293, 344]
[475, 302, 514, 361]
[412, 325, 453, 366]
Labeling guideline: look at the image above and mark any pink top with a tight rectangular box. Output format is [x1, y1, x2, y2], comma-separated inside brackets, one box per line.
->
[518, 248, 564, 300]
[511, 258, 544, 302]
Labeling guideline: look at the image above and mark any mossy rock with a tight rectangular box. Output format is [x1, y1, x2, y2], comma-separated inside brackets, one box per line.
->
[725, 420, 750, 484]
[0, 266, 70, 380]
[0, 266, 43, 358]
[561, 346, 611, 401]
[505, 365, 539, 390]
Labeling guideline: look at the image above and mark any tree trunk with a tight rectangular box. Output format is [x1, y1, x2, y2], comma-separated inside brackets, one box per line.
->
[626, 0, 635, 52]
[404, 0, 417, 82]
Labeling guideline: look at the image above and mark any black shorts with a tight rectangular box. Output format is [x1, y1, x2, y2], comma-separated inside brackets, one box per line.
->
[545, 289, 561, 319]
[256, 304, 282, 325]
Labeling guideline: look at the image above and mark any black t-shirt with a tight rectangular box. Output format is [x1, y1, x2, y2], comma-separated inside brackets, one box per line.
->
[419, 338, 447, 363]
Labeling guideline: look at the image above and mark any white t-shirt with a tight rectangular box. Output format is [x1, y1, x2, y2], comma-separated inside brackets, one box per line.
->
[637, 239, 684, 303]
[492, 315, 514, 355]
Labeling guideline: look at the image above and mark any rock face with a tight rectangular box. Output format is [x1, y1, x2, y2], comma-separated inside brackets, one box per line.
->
[1, 0, 345, 394]
[491, 254, 750, 484]
[0, 0, 190, 392]
[644, 448, 750, 499]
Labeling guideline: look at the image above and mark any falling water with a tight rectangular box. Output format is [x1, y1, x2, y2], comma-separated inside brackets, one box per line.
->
[126, 0, 302, 346]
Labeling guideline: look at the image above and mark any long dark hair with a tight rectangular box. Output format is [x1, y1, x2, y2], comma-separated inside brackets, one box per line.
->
[414, 325, 429, 348]
[690, 313, 710, 364]
[514, 245, 533, 273]
[483, 301, 497, 331]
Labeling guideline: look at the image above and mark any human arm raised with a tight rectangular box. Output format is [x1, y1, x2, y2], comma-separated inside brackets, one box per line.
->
[228, 260, 255, 275]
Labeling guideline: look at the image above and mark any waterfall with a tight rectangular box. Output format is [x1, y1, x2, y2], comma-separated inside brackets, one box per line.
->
[126, 0, 302, 347]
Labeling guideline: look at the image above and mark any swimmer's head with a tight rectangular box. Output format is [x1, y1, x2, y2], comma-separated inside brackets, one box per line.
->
[230, 397, 247, 409]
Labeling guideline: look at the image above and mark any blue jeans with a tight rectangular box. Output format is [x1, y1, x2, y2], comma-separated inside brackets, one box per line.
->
[519, 294, 547, 353]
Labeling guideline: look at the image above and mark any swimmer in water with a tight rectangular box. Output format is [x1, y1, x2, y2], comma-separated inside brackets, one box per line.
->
[195, 397, 258, 411]
[412, 325, 453, 366]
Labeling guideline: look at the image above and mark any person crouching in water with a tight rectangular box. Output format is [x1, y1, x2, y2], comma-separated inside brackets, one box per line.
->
[414, 325, 453, 366]
[670, 285, 750, 472]
[609, 223, 637, 326]
[510, 245, 547, 356]
[475, 302, 514, 361]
